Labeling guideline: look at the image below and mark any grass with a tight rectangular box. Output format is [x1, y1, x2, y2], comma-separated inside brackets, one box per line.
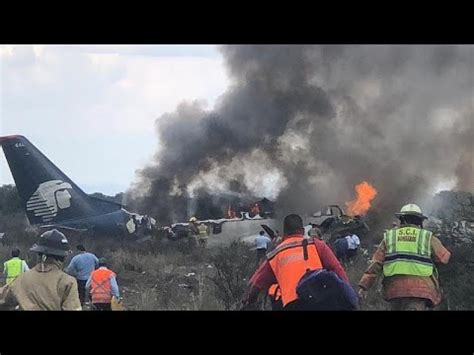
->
[343, 248, 387, 310]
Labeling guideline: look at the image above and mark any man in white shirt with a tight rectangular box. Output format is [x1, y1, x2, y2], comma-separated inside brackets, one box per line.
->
[346, 234, 360, 250]
[255, 231, 272, 264]
[346, 234, 360, 261]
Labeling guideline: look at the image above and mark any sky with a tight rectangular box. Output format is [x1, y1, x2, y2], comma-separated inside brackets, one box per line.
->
[0, 45, 230, 195]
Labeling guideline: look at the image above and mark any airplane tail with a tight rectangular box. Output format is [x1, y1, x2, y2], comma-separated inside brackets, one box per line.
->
[0, 135, 121, 226]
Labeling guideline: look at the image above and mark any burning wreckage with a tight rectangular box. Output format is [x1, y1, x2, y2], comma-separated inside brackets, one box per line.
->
[159, 204, 371, 249]
[158, 189, 373, 248]
[159, 197, 276, 243]
[308, 182, 377, 243]
[309, 205, 370, 243]
[0, 134, 372, 246]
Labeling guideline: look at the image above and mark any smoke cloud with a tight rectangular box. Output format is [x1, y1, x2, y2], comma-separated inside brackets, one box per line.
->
[126, 45, 473, 225]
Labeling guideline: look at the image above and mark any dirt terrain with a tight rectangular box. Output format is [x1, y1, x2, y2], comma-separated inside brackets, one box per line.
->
[0, 190, 473, 310]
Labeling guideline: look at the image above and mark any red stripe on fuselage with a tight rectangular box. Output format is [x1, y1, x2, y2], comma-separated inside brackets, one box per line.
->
[0, 135, 23, 144]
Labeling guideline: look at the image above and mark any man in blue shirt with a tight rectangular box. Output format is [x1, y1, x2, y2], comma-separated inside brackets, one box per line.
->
[66, 244, 99, 305]
[334, 234, 360, 263]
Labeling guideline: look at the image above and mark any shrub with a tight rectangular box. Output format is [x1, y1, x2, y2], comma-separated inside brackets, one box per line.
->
[208, 241, 256, 310]
[344, 248, 387, 310]
[438, 245, 474, 310]
[0, 185, 22, 215]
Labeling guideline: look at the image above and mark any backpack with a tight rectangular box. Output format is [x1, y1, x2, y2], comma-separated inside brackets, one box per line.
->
[295, 239, 358, 310]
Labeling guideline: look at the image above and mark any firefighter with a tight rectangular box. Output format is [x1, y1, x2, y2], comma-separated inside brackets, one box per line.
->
[188, 217, 199, 247]
[358, 204, 451, 310]
[197, 223, 209, 248]
[3, 248, 29, 285]
[0, 229, 81, 310]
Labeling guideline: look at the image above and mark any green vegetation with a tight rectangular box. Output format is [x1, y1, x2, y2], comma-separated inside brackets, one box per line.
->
[437, 245, 474, 310]
[0, 184, 22, 215]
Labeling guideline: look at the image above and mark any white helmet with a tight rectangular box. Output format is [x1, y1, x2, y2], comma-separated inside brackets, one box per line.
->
[395, 203, 427, 220]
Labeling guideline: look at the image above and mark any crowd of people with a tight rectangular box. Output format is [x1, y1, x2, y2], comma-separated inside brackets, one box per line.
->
[0, 231, 121, 310]
[246, 203, 451, 311]
[0, 202, 452, 311]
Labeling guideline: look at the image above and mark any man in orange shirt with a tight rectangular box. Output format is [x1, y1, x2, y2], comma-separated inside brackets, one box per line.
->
[358, 203, 451, 310]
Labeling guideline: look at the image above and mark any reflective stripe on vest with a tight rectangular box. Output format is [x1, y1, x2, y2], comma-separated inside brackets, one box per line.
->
[90, 268, 115, 303]
[268, 284, 281, 300]
[5, 258, 24, 284]
[383, 225, 433, 277]
[198, 226, 208, 238]
[268, 236, 323, 306]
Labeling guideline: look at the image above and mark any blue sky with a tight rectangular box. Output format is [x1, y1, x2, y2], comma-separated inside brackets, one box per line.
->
[0, 45, 229, 195]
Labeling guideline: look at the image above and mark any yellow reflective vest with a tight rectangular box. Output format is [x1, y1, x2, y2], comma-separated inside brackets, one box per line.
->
[198, 224, 209, 239]
[4, 258, 25, 285]
[383, 225, 433, 277]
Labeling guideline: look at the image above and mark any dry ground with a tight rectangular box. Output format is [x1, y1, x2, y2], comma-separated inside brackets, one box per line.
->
[0, 231, 469, 310]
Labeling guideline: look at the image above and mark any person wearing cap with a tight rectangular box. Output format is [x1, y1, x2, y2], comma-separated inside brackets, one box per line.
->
[3, 248, 29, 285]
[358, 203, 451, 310]
[0, 229, 81, 310]
[86, 257, 120, 311]
[65, 244, 99, 305]
[188, 217, 199, 248]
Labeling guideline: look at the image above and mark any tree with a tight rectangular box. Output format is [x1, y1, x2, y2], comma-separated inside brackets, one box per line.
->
[0, 185, 22, 215]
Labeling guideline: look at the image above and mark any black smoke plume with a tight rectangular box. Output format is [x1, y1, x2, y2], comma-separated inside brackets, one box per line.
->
[126, 45, 473, 226]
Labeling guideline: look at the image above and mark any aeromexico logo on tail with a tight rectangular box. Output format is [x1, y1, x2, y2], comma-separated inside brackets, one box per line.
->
[26, 180, 73, 222]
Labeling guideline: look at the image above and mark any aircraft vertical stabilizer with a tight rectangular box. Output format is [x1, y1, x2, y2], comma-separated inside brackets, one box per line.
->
[0, 135, 121, 226]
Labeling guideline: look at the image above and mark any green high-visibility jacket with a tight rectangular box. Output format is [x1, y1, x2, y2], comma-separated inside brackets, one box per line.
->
[383, 225, 433, 277]
[4, 257, 25, 284]
[198, 225, 209, 238]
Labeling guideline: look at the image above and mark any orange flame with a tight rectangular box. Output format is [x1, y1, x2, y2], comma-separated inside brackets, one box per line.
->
[345, 181, 377, 216]
[226, 205, 236, 219]
[250, 203, 260, 217]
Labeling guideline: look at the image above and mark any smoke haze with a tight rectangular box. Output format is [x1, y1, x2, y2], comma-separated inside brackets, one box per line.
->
[126, 45, 473, 225]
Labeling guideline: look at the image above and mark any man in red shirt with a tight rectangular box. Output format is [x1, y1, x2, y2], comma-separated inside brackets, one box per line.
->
[243, 214, 349, 310]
